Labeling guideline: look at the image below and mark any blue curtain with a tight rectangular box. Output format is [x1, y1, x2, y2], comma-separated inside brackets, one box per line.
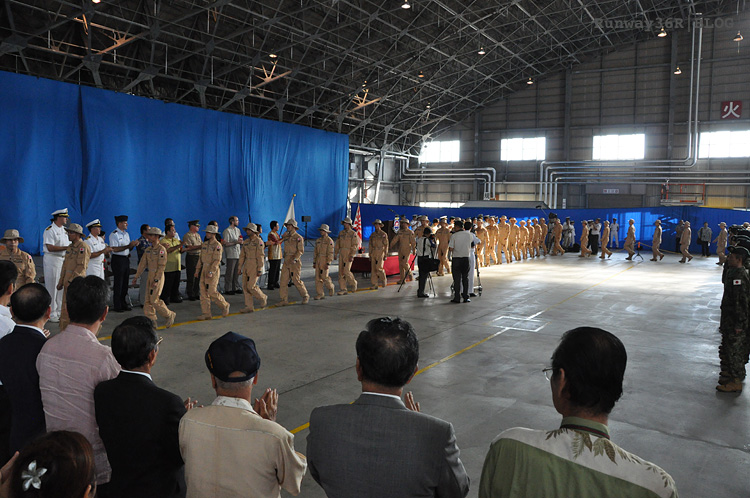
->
[0, 71, 348, 253]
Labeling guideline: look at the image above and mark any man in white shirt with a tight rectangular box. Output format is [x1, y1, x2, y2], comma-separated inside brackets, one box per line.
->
[43, 208, 70, 322]
[610, 218, 620, 249]
[109, 215, 139, 312]
[448, 220, 475, 303]
[85, 219, 111, 279]
[222, 216, 242, 295]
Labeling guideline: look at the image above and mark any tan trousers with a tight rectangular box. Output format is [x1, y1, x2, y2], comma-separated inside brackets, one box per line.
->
[680, 243, 692, 261]
[243, 272, 267, 309]
[316, 265, 335, 297]
[398, 252, 413, 283]
[59, 286, 70, 330]
[370, 251, 387, 287]
[509, 242, 517, 262]
[200, 273, 229, 316]
[437, 246, 450, 275]
[498, 242, 509, 263]
[600, 240, 613, 258]
[144, 278, 173, 323]
[552, 238, 564, 256]
[624, 239, 635, 257]
[650, 243, 663, 259]
[338, 250, 357, 292]
[487, 240, 498, 265]
[718, 244, 727, 264]
[280, 259, 309, 301]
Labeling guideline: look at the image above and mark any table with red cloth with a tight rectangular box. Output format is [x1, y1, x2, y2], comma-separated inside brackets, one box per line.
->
[351, 253, 415, 276]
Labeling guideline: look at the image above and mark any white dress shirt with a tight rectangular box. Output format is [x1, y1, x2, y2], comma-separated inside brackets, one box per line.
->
[448, 230, 475, 258]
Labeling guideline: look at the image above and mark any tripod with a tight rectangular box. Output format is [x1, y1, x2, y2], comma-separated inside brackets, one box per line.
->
[397, 255, 415, 293]
[633, 241, 644, 261]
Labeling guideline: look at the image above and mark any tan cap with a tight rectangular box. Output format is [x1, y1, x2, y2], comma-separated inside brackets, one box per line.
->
[342, 217, 353, 225]
[318, 224, 331, 232]
[373, 219, 383, 226]
[285, 219, 299, 229]
[65, 223, 84, 235]
[204, 225, 219, 234]
[655, 220, 661, 224]
[1, 229, 23, 243]
[245, 223, 258, 233]
[145, 227, 164, 237]
[418, 215, 429, 221]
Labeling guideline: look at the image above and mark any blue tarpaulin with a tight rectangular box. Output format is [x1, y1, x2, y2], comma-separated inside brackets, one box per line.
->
[353, 203, 750, 253]
[0, 71, 348, 254]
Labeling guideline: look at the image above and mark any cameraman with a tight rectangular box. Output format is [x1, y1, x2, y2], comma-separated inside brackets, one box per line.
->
[416, 227, 437, 298]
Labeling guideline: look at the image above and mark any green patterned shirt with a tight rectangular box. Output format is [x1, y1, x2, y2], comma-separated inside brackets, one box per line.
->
[479, 417, 678, 498]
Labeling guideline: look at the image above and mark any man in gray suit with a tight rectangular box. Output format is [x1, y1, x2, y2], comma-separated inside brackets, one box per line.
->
[307, 317, 470, 498]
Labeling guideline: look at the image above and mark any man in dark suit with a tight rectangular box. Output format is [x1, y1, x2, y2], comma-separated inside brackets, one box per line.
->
[95, 316, 196, 498]
[0, 283, 50, 455]
[307, 317, 470, 498]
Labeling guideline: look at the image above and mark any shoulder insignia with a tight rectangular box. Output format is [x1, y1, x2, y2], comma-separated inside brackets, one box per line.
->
[45, 226, 51, 231]
[160, 250, 165, 255]
[734, 279, 741, 285]
[80, 247, 85, 252]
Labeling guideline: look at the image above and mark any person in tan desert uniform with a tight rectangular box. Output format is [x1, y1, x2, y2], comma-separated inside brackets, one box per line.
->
[486, 216, 499, 265]
[368, 220, 389, 288]
[131, 227, 176, 328]
[551, 218, 564, 256]
[714, 222, 728, 266]
[518, 220, 529, 260]
[413, 215, 430, 238]
[57, 223, 90, 330]
[313, 224, 336, 299]
[435, 217, 452, 275]
[539, 218, 548, 257]
[624, 219, 636, 261]
[335, 217, 359, 295]
[679, 221, 693, 263]
[390, 217, 416, 284]
[497, 216, 511, 263]
[599, 221, 613, 259]
[195, 224, 230, 319]
[238, 223, 267, 312]
[279, 219, 309, 305]
[579, 220, 591, 258]
[650, 220, 665, 261]
[0, 229, 35, 286]
[508, 218, 520, 262]
[530, 219, 541, 258]
[475, 218, 489, 267]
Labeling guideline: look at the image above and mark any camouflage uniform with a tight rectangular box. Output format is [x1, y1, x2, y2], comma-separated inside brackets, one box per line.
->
[719, 266, 750, 381]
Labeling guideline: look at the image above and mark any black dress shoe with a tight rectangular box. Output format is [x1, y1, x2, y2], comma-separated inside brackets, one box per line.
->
[469, 293, 477, 297]
[417, 293, 429, 298]
[266, 287, 274, 291]
[123, 305, 133, 311]
[451, 299, 461, 303]
[112, 308, 124, 313]
[463, 298, 471, 303]
[172, 297, 183, 303]
[223, 291, 234, 296]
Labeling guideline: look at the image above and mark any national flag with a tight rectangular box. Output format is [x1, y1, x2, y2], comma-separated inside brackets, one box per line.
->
[354, 204, 363, 249]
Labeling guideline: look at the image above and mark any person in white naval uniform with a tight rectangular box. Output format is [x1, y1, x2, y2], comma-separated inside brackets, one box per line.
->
[85, 219, 111, 279]
[43, 208, 70, 322]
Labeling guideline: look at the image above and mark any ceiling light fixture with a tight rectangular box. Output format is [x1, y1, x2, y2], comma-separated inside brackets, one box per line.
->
[527, 77, 533, 85]
[674, 67, 682, 75]
[401, 0, 411, 9]
[734, 31, 743, 42]
[657, 27, 667, 37]
[269, 53, 278, 59]
[92, 0, 101, 3]
[478, 47, 486, 55]
[418, 70, 424, 78]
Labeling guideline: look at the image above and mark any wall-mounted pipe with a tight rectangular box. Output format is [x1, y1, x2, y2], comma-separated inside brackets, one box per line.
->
[399, 158, 497, 200]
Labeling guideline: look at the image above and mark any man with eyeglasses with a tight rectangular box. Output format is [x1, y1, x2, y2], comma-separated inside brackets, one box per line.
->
[479, 327, 678, 498]
[95, 316, 198, 498]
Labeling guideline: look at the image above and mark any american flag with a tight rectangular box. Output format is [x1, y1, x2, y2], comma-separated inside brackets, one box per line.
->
[354, 204, 363, 249]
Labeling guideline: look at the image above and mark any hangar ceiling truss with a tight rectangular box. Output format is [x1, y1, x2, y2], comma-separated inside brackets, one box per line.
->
[0, 0, 737, 153]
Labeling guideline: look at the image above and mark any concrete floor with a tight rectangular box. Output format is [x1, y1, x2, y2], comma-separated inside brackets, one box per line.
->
[89, 248, 749, 497]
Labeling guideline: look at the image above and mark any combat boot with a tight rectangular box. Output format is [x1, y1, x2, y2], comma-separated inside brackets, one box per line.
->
[716, 378, 743, 392]
[240, 307, 254, 313]
[166, 312, 176, 328]
[197, 314, 212, 321]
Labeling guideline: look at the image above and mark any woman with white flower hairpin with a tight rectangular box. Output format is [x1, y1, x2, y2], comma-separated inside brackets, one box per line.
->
[0, 431, 95, 498]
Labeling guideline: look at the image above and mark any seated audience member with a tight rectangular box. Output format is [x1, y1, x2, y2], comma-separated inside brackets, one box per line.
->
[0, 284, 50, 455]
[95, 316, 195, 498]
[36, 276, 120, 490]
[307, 317, 470, 498]
[179, 332, 306, 498]
[479, 327, 678, 498]
[0, 261, 18, 464]
[3, 431, 96, 498]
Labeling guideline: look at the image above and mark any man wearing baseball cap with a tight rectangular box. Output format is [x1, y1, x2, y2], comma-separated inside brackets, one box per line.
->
[57, 224, 91, 331]
[179, 332, 307, 497]
[43, 208, 70, 322]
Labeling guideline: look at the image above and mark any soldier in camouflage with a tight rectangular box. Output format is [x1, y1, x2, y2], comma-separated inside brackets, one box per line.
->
[717, 244, 750, 393]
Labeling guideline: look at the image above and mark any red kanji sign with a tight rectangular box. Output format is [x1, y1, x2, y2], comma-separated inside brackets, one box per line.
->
[721, 101, 742, 119]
